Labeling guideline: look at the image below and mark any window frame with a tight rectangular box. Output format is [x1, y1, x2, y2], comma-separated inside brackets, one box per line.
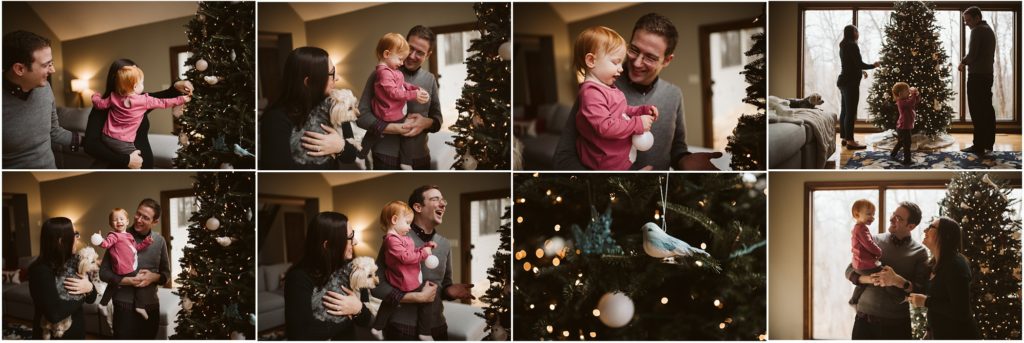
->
[797, 2, 1021, 131]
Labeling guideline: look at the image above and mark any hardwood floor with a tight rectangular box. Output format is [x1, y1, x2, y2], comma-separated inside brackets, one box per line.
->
[830, 133, 1022, 169]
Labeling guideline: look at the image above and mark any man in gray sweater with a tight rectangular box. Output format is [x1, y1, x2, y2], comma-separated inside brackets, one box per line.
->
[554, 13, 720, 170]
[98, 199, 171, 339]
[2, 30, 76, 169]
[372, 185, 475, 340]
[844, 201, 929, 339]
[358, 25, 443, 170]
[958, 6, 997, 155]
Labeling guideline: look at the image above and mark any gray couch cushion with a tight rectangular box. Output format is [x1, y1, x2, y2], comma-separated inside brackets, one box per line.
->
[56, 107, 92, 133]
[258, 291, 285, 314]
[769, 121, 809, 169]
[261, 263, 290, 293]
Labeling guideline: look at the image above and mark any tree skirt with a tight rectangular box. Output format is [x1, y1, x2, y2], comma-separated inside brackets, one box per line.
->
[864, 130, 956, 151]
[3, 322, 31, 340]
[844, 151, 1022, 169]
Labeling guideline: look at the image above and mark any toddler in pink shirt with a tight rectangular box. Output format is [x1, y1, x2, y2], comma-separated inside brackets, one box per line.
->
[573, 26, 658, 170]
[91, 208, 154, 319]
[849, 199, 883, 305]
[372, 201, 436, 340]
[364, 33, 430, 170]
[890, 82, 920, 165]
[91, 65, 190, 157]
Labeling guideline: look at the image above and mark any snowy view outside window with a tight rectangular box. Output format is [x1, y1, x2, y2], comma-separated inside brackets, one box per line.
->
[711, 27, 763, 150]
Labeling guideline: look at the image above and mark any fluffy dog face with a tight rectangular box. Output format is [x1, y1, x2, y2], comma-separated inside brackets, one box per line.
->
[348, 256, 379, 291]
[329, 89, 359, 127]
[807, 93, 824, 106]
[76, 247, 100, 276]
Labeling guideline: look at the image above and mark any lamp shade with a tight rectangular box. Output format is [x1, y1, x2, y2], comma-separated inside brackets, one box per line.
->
[70, 79, 88, 93]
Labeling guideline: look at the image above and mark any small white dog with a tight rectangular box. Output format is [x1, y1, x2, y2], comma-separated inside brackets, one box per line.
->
[290, 89, 365, 167]
[311, 256, 379, 323]
[42, 247, 100, 339]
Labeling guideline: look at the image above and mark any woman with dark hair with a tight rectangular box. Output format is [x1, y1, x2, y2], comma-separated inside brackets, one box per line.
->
[83, 58, 194, 169]
[837, 25, 879, 150]
[259, 47, 357, 169]
[28, 217, 96, 339]
[908, 217, 981, 339]
[284, 211, 435, 340]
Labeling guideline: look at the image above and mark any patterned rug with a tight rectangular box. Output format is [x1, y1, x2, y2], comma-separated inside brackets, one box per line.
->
[259, 328, 285, 341]
[843, 151, 1022, 169]
[3, 322, 32, 340]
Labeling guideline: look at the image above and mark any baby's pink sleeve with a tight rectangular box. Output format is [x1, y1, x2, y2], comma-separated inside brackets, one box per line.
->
[578, 88, 643, 139]
[854, 225, 882, 258]
[99, 232, 118, 249]
[141, 94, 187, 110]
[625, 104, 654, 117]
[91, 93, 111, 110]
[385, 235, 429, 265]
[135, 236, 153, 251]
[376, 69, 419, 101]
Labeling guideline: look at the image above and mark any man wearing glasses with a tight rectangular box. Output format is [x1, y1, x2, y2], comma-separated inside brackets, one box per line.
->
[843, 201, 930, 339]
[358, 25, 443, 170]
[3, 30, 78, 169]
[371, 185, 475, 339]
[554, 13, 721, 170]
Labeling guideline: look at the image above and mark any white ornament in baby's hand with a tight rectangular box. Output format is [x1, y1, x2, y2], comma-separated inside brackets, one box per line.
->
[424, 255, 439, 269]
[633, 132, 654, 152]
[91, 233, 104, 246]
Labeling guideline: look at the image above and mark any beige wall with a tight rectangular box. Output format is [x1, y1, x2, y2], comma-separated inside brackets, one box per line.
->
[258, 172, 334, 212]
[305, 2, 477, 92]
[36, 172, 195, 256]
[258, 3, 307, 48]
[768, 2, 799, 98]
[61, 16, 191, 135]
[513, 3, 574, 106]
[331, 173, 510, 283]
[3, 173, 43, 256]
[768, 171, 1021, 339]
[2, 2, 66, 106]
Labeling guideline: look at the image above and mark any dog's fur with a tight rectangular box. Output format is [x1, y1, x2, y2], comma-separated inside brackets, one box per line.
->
[289, 89, 365, 166]
[42, 247, 100, 339]
[787, 93, 824, 109]
[311, 256, 379, 323]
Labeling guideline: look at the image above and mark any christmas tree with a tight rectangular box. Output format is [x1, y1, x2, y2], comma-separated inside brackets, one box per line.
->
[939, 172, 1022, 339]
[513, 173, 766, 340]
[448, 2, 510, 170]
[726, 16, 766, 171]
[174, 1, 256, 169]
[172, 172, 256, 339]
[866, 1, 955, 136]
[478, 207, 512, 340]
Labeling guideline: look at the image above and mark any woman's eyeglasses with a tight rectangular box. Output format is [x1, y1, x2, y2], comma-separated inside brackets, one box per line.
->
[74, 231, 81, 239]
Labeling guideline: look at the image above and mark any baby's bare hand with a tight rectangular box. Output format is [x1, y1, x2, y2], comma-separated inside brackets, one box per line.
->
[640, 115, 655, 131]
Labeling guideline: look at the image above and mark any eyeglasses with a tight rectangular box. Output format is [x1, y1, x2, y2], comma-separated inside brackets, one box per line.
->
[347, 231, 355, 240]
[409, 49, 427, 59]
[328, 68, 338, 82]
[428, 196, 448, 205]
[891, 214, 906, 223]
[74, 231, 81, 239]
[627, 45, 662, 67]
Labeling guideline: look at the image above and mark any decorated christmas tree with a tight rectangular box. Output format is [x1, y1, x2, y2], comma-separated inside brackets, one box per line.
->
[726, 15, 766, 171]
[172, 172, 256, 339]
[513, 173, 766, 340]
[174, 1, 255, 169]
[866, 1, 955, 136]
[478, 207, 511, 340]
[939, 172, 1022, 339]
[448, 2, 510, 170]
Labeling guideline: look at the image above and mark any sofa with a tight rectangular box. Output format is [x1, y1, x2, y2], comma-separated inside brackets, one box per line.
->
[53, 107, 179, 169]
[517, 103, 575, 170]
[3, 255, 179, 338]
[257, 262, 487, 340]
[768, 97, 837, 169]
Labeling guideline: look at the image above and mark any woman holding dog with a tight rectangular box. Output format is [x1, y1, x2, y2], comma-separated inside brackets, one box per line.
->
[29, 217, 96, 339]
[260, 47, 358, 170]
[837, 25, 879, 150]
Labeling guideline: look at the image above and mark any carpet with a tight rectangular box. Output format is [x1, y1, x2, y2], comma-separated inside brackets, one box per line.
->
[3, 322, 31, 340]
[843, 151, 1022, 169]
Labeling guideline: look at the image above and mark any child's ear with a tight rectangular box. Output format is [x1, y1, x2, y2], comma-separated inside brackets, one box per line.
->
[390, 214, 400, 225]
[585, 53, 597, 69]
[383, 50, 391, 58]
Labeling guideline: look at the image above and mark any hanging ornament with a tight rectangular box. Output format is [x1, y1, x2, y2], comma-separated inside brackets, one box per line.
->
[179, 133, 190, 147]
[544, 236, 566, 256]
[491, 323, 508, 340]
[220, 163, 234, 169]
[231, 50, 237, 61]
[205, 217, 221, 231]
[230, 331, 245, 340]
[597, 292, 635, 328]
[233, 144, 255, 157]
[195, 59, 209, 72]
[216, 236, 236, 247]
[197, 14, 206, 22]
[498, 41, 511, 61]
[742, 173, 758, 186]
[472, 115, 485, 126]
[462, 153, 478, 170]
[632, 131, 654, 152]
[642, 222, 711, 259]
[933, 99, 941, 111]
[248, 313, 256, 326]
[204, 76, 222, 85]
[424, 254, 439, 269]
[246, 209, 254, 221]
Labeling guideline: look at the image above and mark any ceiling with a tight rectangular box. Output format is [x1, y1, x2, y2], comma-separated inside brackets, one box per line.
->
[287, 3, 383, 22]
[31, 172, 91, 182]
[319, 172, 389, 186]
[28, 2, 197, 41]
[548, 3, 638, 23]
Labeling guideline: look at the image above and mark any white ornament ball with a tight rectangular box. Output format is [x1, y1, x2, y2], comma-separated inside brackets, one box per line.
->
[491, 324, 508, 340]
[597, 292, 635, 328]
[195, 59, 208, 72]
[248, 313, 256, 326]
[179, 133, 189, 147]
[230, 331, 245, 340]
[204, 76, 220, 85]
[216, 237, 233, 247]
[498, 41, 511, 61]
[205, 217, 220, 231]
[91, 233, 104, 246]
[424, 254, 439, 269]
[632, 132, 654, 151]
[231, 51, 237, 61]
[220, 163, 234, 169]
[544, 236, 566, 256]
[462, 154, 478, 170]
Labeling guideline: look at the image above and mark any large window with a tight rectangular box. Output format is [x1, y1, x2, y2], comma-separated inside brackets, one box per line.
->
[805, 180, 1022, 339]
[801, 5, 1019, 125]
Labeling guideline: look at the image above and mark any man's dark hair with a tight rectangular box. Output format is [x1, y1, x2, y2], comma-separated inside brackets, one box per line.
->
[632, 13, 679, 57]
[964, 6, 982, 19]
[408, 185, 441, 209]
[139, 198, 162, 221]
[3, 30, 51, 72]
[407, 25, 435, 47]
[899, 201, 922, 225]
